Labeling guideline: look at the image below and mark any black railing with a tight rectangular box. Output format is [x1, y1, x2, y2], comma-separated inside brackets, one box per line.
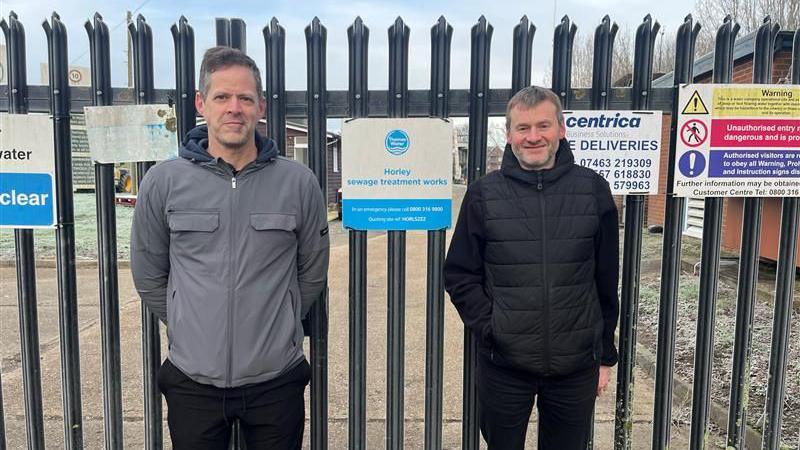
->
[1, 10, 799, 450]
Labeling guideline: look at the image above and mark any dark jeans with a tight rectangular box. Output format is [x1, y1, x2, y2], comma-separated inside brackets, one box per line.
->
[477, 349, 599, 450]
[158, 358, 311, 450]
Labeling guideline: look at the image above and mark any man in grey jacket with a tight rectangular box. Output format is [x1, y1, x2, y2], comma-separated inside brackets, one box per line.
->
[131, 46, 329, 449]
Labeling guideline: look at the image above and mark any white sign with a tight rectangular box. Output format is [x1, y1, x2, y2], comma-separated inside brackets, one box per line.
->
[39, 63, 91, 87]
[565, 110, 663, 195]
[342, 118, 453, 230]
[85, 104, 178, 163]
[0, 113, 57, 228]
[674, 84, 800, 197]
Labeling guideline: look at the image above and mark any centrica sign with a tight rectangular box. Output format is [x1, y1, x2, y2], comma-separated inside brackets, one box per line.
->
[565, 110, 663, 195]
[566, 113, 643, 128]
[0, 114, 57, 228]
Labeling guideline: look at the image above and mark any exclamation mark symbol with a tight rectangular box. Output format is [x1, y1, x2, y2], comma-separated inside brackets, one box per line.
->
[693, 98, 698, 111]
[689, 153, 697, 175]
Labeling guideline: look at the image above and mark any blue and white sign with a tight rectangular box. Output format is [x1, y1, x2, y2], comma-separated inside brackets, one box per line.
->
[342, 118, 453, 230]
[565, 110, 663, 195]
[0, 113, 57, 228]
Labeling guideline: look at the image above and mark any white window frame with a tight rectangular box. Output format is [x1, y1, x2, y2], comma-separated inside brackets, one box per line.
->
[332, 144, 339, 173]
[294, 136, 308, 166]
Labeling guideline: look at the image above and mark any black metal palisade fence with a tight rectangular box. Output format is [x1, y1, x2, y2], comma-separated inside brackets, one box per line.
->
[1, 10, 799, 450]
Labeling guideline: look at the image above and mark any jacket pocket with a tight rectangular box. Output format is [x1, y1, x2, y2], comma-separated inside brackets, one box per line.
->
[167, 211, 221, 272]
[168, 211, 219, 232]
[289, 289, 300, 347]
[248, 213, 297, 264]
[250, 213, 296, 232]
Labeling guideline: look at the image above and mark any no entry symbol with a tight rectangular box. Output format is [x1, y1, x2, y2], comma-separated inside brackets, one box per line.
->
[680, 120, 708, 148]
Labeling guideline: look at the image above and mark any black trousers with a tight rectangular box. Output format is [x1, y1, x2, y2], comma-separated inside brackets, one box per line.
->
[158, 358, 311, 450]
[477, 349, 599, 450]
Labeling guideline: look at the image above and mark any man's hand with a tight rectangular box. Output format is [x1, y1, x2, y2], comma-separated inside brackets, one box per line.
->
[597, 365, 612, 396]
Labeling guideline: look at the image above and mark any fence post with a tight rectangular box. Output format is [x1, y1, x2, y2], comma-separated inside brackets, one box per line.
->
[215, 18, 245, 52]
[386, 16, 410, 450]
[346, 16, 369, 450]
[171, 16, 196, 141]
[552, 15, 577, 109]
[129, 14, 162, 449]
[1, 12, 46, 450]
[462, 15, 492, 450]
[761, 26, 800, 449]
[590, 15, 618, 110]
[42, 12, 84, 449]
[85, 13, 124, 449]
[305, 17, 329, 450]
[725, 17, 780, 449]
[652, 14, 701, 449]
[687, 15, 738, 450]
[614, 14, 659, 450]
[588, 15, 618, 450]
[263, 18, 286, 156]
[511, 16, 534, 94]
[424, 15, 453, 450]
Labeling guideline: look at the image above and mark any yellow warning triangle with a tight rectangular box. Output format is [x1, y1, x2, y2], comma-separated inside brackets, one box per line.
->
[682, 90, 709, 114]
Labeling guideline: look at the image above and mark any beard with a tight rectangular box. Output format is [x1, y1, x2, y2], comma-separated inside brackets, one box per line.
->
[213, 126, 252, 150]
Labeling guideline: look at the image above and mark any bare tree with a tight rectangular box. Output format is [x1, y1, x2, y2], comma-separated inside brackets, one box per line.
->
[694, 0, 800, 55]
[566, 25, 634, 89]
[612, 26, 634, 86]
[655, 29, 677, 76]
[571, 31, 595, 88]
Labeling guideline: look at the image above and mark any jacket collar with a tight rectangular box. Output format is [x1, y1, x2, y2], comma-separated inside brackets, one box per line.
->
[178, 125, 278, 165]
[500, 138, 574, 187]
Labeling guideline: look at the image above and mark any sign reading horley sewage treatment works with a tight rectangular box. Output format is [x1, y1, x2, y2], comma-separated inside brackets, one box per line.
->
[342, 118, 453, 230]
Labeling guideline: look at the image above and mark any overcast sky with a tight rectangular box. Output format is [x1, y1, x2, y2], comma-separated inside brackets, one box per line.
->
[2, 0, 699, 91]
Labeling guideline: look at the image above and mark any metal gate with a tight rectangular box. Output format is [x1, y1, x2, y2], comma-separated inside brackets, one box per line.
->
[1, 9, 799, 450]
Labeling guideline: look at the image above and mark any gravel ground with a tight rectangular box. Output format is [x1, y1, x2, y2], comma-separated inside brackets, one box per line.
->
[637, 230, 800, 448]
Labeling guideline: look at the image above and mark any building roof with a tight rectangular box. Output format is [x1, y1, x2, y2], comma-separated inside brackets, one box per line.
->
[651, 29, 796, 87]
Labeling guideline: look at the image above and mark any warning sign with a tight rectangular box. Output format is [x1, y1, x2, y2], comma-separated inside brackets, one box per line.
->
[674, 84, 800, 197]
[680, 119, 707, 147]
[682, 90, 709, 114]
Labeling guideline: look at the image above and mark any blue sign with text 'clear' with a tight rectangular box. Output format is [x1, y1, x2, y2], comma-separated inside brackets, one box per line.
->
[0, 173, 55, 227]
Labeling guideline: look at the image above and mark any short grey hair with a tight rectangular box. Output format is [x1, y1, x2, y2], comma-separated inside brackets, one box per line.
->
[505, 86, 564, 131]
[198, 46, 263, 100]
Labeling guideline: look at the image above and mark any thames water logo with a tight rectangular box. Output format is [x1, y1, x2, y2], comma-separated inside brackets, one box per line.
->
[385, 129, 410, 156]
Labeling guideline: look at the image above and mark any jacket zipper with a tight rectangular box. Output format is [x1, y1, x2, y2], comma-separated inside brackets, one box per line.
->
[538, 172, 552, 374]
[226, 172, 237, 386]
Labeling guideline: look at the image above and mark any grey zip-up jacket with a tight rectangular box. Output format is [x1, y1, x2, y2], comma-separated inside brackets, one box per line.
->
[131, 125, 329, 388]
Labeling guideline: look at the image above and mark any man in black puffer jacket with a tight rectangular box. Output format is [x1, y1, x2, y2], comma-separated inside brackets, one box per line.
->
[444, 86, 619, 449]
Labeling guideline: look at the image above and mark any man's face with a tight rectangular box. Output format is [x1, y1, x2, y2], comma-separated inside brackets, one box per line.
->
[506, 101, 566, 171]
[195, 65, 266, 151]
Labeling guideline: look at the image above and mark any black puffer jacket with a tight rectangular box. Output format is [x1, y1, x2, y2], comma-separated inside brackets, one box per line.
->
[444, 139, 619, 376]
